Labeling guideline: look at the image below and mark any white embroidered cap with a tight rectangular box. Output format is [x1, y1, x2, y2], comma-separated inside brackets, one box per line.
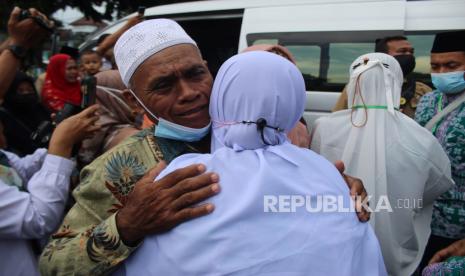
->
[114, 18, 197, 87]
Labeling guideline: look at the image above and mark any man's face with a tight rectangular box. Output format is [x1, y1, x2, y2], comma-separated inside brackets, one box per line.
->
[130, 44, 213, 129]
[65, 59, 79, 83]
[430, 51, 465, 73]
[81, 53, 102, 75]
[387, 40, 414, 56]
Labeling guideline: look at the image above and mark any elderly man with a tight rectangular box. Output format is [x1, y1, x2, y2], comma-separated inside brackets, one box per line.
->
[39, 19, 368, 275]
[332, 35, 432, 118]
[415, 30, 465, 273]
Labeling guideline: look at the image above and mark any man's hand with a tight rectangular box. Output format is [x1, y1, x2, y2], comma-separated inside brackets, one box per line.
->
[116, 163, 220, 246]
[7, 7, 53, 48]
[429, 239, 465, 264]
[334, 160, 370, 222]
[287, 121, 311, 148]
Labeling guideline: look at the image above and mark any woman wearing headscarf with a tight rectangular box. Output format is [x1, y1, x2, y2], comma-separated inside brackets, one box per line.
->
[311, 53, 454, 276]
[119, 52, 386, 276]
[0, 71, 51, 155]
[242, 44, 310, 148]
[41, 54, 81, 112]
[78, 70, 142, 166]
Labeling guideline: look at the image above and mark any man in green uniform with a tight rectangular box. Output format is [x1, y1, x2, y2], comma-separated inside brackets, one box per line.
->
[416, 30, 465, 273]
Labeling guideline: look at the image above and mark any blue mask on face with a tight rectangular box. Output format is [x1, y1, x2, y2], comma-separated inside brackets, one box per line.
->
[155, 118, 211, 142]
[431, 71, 465, 95]
[129, 90, 211, 142]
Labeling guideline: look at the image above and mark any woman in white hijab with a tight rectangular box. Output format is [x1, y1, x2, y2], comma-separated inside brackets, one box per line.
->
[119, 51, 386, 276]
[311, 53, 454, 276]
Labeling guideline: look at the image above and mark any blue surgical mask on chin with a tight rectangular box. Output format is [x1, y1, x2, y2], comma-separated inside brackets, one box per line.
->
[431, 71, 465, 95]
[129, 90, 211, 142]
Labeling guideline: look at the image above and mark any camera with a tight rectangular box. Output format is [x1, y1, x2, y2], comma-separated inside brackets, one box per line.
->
[30, 120, 54, 146]
[18, 9, 54, 33]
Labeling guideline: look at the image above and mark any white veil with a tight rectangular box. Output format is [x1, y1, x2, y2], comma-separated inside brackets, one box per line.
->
[311, 53, 453, 275]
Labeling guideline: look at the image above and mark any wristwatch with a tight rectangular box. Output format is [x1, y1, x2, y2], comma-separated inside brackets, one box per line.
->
[7, 45, 27, 59]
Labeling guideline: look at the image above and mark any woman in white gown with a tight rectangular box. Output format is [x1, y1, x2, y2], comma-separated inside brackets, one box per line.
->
[120, 51, 386, 276]
[311, 53, 454, 276]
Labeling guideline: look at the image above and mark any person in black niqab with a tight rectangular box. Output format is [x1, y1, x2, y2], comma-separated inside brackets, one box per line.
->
[0, 71, 51, 155]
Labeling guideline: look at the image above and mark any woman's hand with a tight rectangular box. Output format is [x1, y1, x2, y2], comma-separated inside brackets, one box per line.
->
[334, 160, 371, 222]
[48, 105, 101, 158]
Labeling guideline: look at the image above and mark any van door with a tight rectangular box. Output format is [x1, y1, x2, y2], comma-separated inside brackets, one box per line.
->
[240, 1, 407, 130]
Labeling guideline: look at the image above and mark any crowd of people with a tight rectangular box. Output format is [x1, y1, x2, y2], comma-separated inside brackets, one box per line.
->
[0, 6, 464, 276]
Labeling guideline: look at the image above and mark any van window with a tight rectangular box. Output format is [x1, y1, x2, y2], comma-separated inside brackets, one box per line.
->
[328, 43, 373, 84]
[286, 45, 321, 81]
[247, 31, 439, 92]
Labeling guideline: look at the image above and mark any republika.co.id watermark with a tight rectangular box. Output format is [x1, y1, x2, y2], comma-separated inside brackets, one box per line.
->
[263, 195, 423, 213]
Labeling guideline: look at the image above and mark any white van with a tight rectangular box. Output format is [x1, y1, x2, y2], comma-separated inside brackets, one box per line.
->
[80, 0, 465, 130]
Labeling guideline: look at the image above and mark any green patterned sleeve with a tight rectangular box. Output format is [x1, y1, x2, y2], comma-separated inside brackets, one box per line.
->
[414, 91, 437, 127]
[39, 131, 161, 275]
[39, 211, 137, 275]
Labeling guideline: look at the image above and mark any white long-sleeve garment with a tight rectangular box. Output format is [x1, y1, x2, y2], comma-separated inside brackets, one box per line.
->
[0, 149, 75, 276]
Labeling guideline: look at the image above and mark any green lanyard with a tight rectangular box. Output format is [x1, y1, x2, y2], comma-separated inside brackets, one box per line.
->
[431, 94, 444, 135]
[352, 105, 400, 111]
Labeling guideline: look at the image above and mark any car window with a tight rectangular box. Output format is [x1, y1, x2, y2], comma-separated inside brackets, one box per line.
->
[247, 31, 439, 92]
[328, 43, 373, 84]
[286, 45, 321, 82]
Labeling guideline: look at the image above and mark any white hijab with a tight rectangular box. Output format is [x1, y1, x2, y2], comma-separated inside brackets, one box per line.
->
[119, 52, 386, 276]
[311, 53, 454, 276]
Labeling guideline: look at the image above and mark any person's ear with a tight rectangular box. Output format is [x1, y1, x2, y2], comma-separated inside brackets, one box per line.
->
[122, 89, 144, 114]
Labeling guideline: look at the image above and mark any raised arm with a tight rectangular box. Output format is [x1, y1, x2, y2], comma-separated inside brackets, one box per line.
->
[96, 15, 142, 57]
[0, 105, 100, 239]
[0, 7, 52, 100]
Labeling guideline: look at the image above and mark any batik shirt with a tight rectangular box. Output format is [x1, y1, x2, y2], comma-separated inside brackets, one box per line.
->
[39, 128, 201, 275]
[415, 90, 465, 239]
[422, 256, 465, 276]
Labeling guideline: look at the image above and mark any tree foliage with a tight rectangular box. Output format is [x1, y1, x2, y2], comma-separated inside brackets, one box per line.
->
[0, 0, 201, 31]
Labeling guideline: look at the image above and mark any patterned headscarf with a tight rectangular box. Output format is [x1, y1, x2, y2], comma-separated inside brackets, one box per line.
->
[242, 44, 297, 64]
[78, 70, 140, 165]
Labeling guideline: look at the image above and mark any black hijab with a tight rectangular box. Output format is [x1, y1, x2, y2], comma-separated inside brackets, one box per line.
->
[0, 71, 51, 155]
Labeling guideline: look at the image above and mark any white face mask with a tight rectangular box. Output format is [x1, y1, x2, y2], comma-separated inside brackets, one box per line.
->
[128, 89, 211, 142]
